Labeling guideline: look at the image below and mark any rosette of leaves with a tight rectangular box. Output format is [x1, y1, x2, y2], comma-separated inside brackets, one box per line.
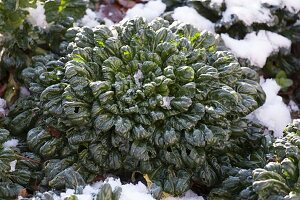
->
[0, 128, 42, 199]
[208, 120, 300, 200]
[22, 17, 265, 196]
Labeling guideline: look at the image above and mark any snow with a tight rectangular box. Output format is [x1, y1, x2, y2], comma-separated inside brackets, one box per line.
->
[59, 178, 154, 200]
[295, 19, 300, 26]
[282, 0, 300, 13]
[212, 0, 300, 26]
[221, 0, 274, 26]
[9, 160, 17, 172]
[81, 9, 100, 28]
[288, 100, 299, 112]
[41, 177, 204, 200]
[103, 17, 115, 27]
[82, 185, 98, 195]
[162, 96, 175, 110]
[119, 182, 154, 200]
[3, 139, 19, 148]
[221, 30, 291, 67]
[210, 0, 224, 5]
[262, 0, 282, 6]
[125, 0, 166, 22]
[248, 78, 291, 137]
[60, 189, 76, 199]
[80, 7, 115, 28]
[0, 98, 7, 116]
[172, 6, 215, 33]
[26, 2, 48, 29]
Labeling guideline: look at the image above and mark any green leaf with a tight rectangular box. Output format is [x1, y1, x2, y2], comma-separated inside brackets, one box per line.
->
[44, 0, 87, 23]
[114, 117, 132, 137]
[175, 66, 195, 82]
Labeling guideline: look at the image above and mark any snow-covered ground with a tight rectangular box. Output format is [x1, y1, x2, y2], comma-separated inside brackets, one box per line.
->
[37, 178, 204, 200]
[211, 0, 300, 25]
[247, 78, 291, 137]
[221, 31, 291, 68]
[172, 7, 215, 33]
[125, 0, 166, 22]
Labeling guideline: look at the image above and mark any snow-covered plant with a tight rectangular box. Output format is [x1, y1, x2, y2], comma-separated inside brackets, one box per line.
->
[20, 17, 266, 197]
[209, 119, 300, 199]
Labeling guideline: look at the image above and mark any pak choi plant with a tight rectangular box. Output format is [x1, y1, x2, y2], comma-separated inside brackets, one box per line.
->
[16, 17, 268, 198]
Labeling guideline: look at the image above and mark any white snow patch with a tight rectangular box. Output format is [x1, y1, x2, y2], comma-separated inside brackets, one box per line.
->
[262, 0, 281, 6]
[210, 0, 224, 6]
[218, 0, 300, 26]
[134, 69, 144, 87]
[248, 78, 291, 137]
[172, 6, 215, 33]
[3, 139, 19, 148]
[102, 177, 122, 190]
[57, 178, 154, 200]
[41, 177, 204, 200]
[82, 185, 98, 195]
[103, 17, 115, 27]
[9, 160, 17, 172]
[125, 0, 166, 22]
[81, 9, 100, 28]
[221, 30, 291, 67]
[295, 19, 300, 26]
[289, 100, 299, 112]
[52, 195, 61, 200]
[119, 182, 154, 200]
[282, 0, 300, 13]
[221, 0, 274, 26]
[60, 189, 75, 199]
[162, 96, 175, 110]
[26, 2, 48, 28]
